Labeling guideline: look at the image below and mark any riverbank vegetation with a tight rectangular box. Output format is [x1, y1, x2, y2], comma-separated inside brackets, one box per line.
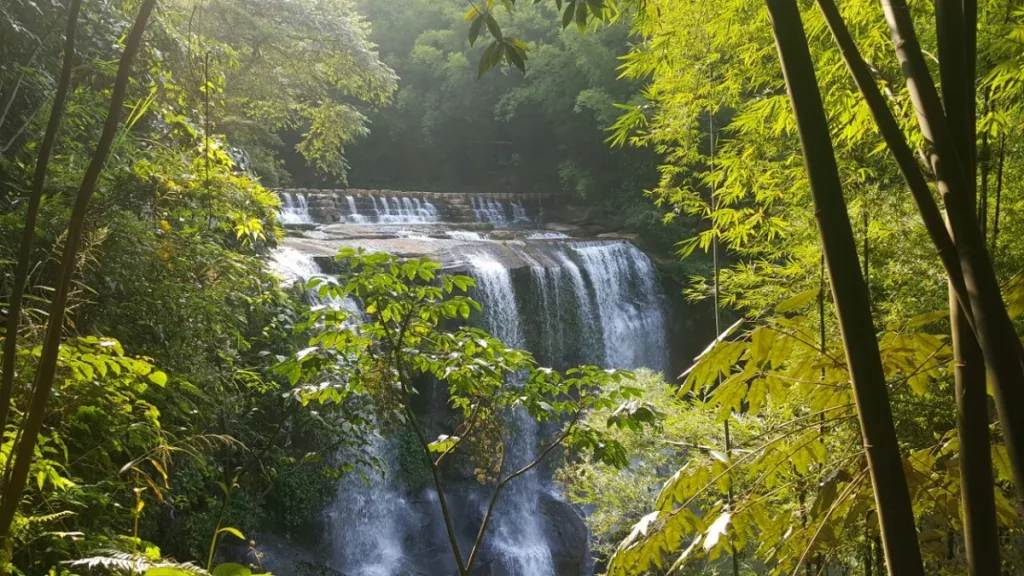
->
[1, 0, 1024, 574]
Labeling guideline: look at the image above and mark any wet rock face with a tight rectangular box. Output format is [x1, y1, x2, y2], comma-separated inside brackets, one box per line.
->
[539, 494, 590, 576]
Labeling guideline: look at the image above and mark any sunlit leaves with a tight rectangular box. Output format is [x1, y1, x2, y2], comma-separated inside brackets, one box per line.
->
[284, 249, 655, 486]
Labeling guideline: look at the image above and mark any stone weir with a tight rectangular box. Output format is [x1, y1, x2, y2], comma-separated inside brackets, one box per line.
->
[274, 188, 553, 227]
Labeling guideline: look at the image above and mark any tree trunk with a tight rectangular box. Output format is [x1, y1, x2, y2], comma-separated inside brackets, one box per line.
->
[0, 0, 83, 435]
[764, 2, 924, 574]
[0, 0, 158, 544]
[880, 0, 1024, 501]
[935, 1, 1001, 572]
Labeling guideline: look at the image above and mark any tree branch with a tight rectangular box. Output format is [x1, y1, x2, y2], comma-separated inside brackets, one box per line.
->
[465, 409, 581, 572]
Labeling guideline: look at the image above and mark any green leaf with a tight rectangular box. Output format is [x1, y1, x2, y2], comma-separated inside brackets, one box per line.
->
[478, 41, 503, 77]
[775, 288, 820, 313]
[505, 42, 526, 73]
[211, 563, 251, 576]
[702, 511, 731, 551]
[469, 16, 484, 46]
[575, 0, 589, 31]
[485, 13, 502, 41]
[217, 526, 246, 541]
[562, 1, 576, 29]
[906, 309, 948, 328]
[427, 434, 459, 453]
[148, 370, 168, 386]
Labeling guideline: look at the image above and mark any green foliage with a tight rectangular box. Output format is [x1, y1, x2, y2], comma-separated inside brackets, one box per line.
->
[486, 0, 1024, 573]
[281, 249, 653, 468]
[1, 0, 390, 571]
[345, 0, 658, 221]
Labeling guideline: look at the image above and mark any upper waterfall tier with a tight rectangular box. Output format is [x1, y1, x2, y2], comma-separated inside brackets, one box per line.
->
[275, 189, 548, 227]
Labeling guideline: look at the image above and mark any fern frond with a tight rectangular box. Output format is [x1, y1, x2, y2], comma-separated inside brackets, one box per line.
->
[66, 550, 209, 575]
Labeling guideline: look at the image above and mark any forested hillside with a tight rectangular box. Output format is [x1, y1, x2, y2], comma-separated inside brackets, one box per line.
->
[1, 0, 1023, 575]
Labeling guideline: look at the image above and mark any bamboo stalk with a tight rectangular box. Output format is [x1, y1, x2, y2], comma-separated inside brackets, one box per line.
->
[764, 1, 924, 574]
[880, 0, 1024, 501]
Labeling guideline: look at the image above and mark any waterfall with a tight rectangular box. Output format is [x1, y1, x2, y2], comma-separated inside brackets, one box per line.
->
[268, 247, 320, 285]
[467, 253, 556, 576]
[532, 265, 567, 368]
[273, 189, 672, 575]
[472, 197, 509, 226]
[367, 196, 439, 224]
[344, 195, 367, 223]
[328, 437, 416, 576]
[279, 192, 312, 225]
[566, 241, 668, 371]
[512, 201, 530, 224]
[550, 248, 601, 366]
[274, 250, 418, 576]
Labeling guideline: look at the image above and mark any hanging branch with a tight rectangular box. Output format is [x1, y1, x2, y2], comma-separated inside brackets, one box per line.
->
[0, 0, 159, 544]
[879, 0, 1024, 502]
[707, 68, 740, 576]
[0, 0, 83, 436]
[764, 1, 924, 574]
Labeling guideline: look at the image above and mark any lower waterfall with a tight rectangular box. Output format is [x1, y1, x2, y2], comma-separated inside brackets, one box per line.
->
[467, 253, 556, 576]
[328, 436, 416, 576]
[270, 230, 669, 576]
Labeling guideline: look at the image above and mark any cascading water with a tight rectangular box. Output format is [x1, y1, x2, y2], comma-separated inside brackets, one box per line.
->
[445, 230, 485, 241]
[512, 201, 530, 224]
[344, 195, 367, 223]
[360, 196, 439, 224]
[468, 254, 557, 576]
[567, 241, 668, 371]
[328, 436, 416, 576]
[269, 247, 320, 284]
[270, 246, 418, 576]
[279, 192, 312, 225]
[472, 197, 511, 226]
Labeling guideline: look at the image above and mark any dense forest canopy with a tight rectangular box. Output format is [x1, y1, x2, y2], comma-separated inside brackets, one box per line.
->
[0, 0, 1023, 575]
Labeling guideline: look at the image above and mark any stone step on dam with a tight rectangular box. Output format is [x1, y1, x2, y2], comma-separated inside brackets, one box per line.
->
[274, 188, 554, 226]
